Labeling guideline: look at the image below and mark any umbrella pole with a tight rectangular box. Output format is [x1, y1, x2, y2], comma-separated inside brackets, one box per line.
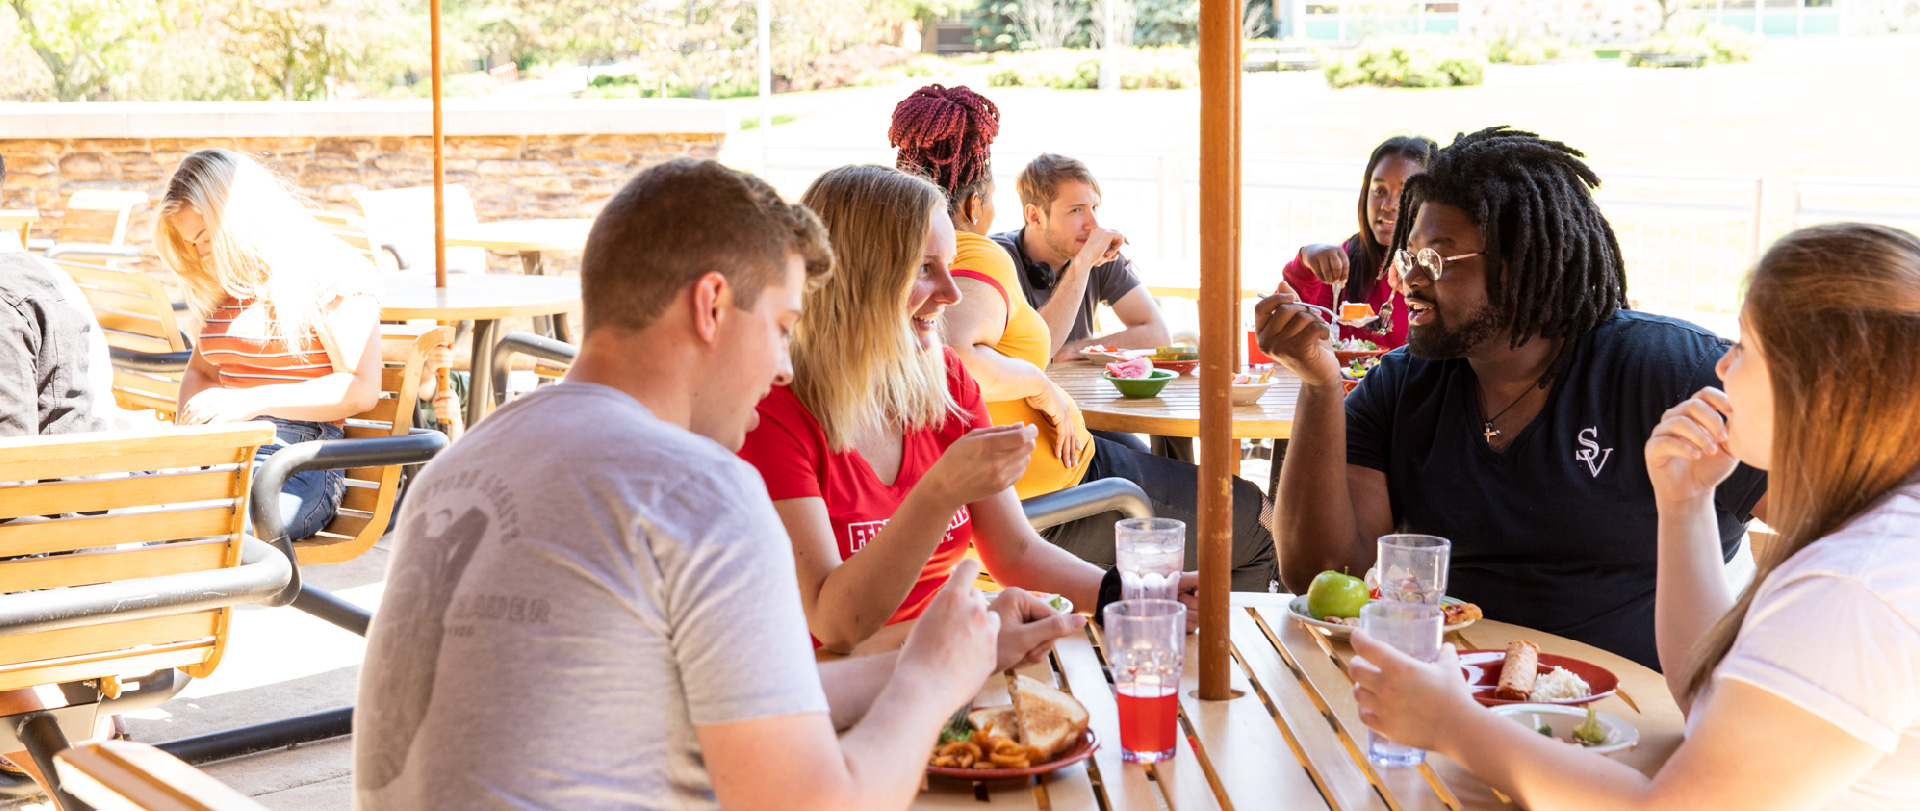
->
[1196, 0, 1240, 701]
[431, 0, 447, 288]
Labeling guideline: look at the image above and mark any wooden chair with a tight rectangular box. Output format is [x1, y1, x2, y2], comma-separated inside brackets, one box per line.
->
[47, 256, 192, 422]
[0, 209, 35, 250]
[29, 190, 149, 256]
[0, 422, 294, 810]
[55, 741, 266, 811]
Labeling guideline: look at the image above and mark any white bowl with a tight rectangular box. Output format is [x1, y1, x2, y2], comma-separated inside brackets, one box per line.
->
[1230, 381, 1273, 406]
[1488, 704, 1639, 756]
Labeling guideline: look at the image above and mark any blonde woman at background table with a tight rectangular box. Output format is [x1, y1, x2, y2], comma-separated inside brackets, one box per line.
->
[156, 149, 383, 540]
[738, 164, 1194, 655]
[1351, 222, 1920, 809]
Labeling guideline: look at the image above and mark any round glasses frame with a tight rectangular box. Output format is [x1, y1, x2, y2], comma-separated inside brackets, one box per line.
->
[1393, 248, 1486, 284]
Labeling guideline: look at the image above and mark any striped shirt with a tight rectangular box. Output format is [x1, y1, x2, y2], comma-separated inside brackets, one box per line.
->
[199, 297, 334, 389]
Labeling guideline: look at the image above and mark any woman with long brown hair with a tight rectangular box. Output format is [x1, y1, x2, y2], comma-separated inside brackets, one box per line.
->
[1278, 135, 1436, 349]
[736, 164, 1184, 656]
[1346, 222, 1920, 807]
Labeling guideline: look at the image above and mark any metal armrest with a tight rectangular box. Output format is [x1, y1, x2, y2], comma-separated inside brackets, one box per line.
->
[249, 428, 447, 606]
[43, 243, 145, 260]
[380, 242, 408, 270]
[0, 537, 290, 638]
[489, 332, 578, 405]
[1021, 477, 1154, 531]
[109, 346, 193, 374]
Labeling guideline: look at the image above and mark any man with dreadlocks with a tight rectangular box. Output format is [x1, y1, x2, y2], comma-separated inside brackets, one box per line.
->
[1255, 127, 1768, 669]
[890, 84, 1279, 593]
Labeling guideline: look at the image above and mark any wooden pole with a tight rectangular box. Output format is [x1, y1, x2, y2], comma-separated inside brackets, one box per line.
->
[1197, 0, 1240, 700]
[430, 0, 448, 288]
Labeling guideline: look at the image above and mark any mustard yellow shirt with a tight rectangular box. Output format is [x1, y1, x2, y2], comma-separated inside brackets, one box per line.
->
[951, 230, 1096, 498]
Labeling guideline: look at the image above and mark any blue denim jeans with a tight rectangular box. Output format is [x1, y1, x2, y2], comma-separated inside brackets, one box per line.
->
[254, 417, 345, 540]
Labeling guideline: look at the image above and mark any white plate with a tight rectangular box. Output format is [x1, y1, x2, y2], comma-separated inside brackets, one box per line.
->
[1081, 347, 1151, 364]
[1489, 704, 1639, 756]
[1286, 595, 1477, 638]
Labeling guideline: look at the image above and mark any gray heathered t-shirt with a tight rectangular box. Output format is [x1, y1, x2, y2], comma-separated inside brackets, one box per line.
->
[355, 382, 830, 810]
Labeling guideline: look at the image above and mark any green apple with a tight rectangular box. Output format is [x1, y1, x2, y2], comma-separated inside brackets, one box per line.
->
[1306, 570, 1371, 619]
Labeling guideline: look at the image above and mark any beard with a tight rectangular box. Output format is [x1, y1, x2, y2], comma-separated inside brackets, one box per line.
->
[1406, 299, 1505, 359]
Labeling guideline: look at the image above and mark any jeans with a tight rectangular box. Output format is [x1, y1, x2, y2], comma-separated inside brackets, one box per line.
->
[1040, 436, 1279, 592]
[253, 417, 346, 540]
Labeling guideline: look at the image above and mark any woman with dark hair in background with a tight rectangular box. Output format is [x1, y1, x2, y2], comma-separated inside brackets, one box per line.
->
[1279, 135, 1437, 350]
[891, 84, 1279, 593]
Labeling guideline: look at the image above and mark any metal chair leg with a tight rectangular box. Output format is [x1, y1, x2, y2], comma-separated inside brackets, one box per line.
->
[17, 712, 91, 811]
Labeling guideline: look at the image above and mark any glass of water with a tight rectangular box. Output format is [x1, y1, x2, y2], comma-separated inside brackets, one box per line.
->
[1116, 518, 1185, 602]
[1376, 534, 1450, 605]
[1358, 601, 1444, 767]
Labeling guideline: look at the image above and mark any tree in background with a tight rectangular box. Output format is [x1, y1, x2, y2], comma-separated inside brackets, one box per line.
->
[1010, 0, 1088, 48]
[223, 0, 410, 100]
[4, 0, 168, 101]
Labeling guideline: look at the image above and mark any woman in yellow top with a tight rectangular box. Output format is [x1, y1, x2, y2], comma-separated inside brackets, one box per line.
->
[889, 85, 1277, 591]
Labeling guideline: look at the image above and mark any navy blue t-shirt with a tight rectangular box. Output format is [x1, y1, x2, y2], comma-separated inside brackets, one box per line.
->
[1346, 310, 1768, 670]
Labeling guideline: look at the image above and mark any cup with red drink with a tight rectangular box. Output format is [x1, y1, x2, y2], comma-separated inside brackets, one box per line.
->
[1104, 598, 1185, 764]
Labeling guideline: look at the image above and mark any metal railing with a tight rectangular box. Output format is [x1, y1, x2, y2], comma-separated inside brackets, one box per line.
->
[762, 149, 1920, 328]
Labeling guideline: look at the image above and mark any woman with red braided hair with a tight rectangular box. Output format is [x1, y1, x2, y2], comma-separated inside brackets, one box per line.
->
[891, 84, 1279, 593]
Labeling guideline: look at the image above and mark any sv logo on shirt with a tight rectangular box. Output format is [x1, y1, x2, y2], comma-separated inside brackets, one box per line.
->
[1574, 427, 1613, 478]
[845, 506, 971, 554]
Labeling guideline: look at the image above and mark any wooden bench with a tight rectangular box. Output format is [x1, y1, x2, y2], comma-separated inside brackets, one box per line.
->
[49, 256, 192, 422]
[29, 190, 149, 261]
[0, 423, 294, 809]
[55, 741, 267, 811]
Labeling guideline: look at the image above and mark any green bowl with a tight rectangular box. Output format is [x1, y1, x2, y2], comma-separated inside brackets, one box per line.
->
[1103, 368, 1177, 398]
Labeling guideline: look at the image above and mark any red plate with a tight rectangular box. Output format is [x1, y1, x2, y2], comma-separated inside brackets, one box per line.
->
[926, 729, 1099, 780]
[1334, 348, 1386, 365]
[1457, 649, 1619, 707]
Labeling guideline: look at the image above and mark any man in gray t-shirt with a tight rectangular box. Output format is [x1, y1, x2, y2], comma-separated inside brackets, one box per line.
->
[357, 159, 1082, 811]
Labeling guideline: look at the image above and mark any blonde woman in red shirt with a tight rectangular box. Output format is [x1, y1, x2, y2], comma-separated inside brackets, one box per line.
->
[155, 149, 384, 539]
[738, 164, 1194, 657]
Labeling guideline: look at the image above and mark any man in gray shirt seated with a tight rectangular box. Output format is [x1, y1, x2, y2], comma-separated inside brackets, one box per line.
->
[356, 159, 1083, 810]
[991, 153, 1171, 364]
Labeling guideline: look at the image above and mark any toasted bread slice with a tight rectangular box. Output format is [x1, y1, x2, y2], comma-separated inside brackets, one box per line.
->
[967, 705, 1019, 740]
[1011, 674, 1089, 759]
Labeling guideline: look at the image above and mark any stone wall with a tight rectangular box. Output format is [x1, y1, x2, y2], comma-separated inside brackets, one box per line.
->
[0, 99, 731, 277]
[0, 132, 723, 276]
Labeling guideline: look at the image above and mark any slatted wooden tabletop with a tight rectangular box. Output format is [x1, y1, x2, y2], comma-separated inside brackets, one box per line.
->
[1046, 361, 1301, 439]
[913, 592, 1683, 810]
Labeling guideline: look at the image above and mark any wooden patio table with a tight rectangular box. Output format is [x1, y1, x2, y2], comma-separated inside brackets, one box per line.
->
[1046, 360, 1300, 440]
[378, 271, 580, 427]
[887, 592, 1682, 810]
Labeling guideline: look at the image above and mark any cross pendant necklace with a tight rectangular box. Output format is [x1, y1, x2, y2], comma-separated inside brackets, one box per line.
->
[1479, 385, 1535, 443]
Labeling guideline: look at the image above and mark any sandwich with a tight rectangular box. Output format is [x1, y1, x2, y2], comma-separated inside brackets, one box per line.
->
[1009, 674, 1090, 759]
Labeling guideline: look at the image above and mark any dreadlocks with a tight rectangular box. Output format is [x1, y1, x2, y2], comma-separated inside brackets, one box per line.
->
[889, 84, 1000, 215]
[1391, 126, 1628, 355]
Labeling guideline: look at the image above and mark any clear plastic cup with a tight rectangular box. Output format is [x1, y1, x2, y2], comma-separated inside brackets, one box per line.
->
[1116, 517, 1185, 602]
[1104, 598, 1186, 764]
[1376, 534, 1450, 605]
[1359, 601, 1444, 767]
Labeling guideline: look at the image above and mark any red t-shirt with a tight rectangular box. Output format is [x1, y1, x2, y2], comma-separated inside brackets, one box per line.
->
[738, 348, 992, 633]
[1280, 239, 1409, 349]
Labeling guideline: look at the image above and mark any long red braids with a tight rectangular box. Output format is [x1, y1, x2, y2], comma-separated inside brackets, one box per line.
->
[889, 84, 1000, 204]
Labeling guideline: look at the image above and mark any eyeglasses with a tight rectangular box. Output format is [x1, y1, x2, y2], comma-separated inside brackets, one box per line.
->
[1393, 248, 1485, 284]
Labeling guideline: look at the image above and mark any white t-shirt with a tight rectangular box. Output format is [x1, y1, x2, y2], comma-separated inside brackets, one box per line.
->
[1692, 483, 1920, 809]
[355, 383, 830, 810]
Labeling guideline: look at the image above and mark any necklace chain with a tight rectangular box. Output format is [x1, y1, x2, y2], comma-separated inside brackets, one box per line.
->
[1479, 385, 1536, 442]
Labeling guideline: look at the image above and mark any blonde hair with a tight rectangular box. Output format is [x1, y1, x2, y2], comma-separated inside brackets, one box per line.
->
[794, 165, 959, 450]
[155, 149, 380, 349]
[1685, 223, 1920, 699]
